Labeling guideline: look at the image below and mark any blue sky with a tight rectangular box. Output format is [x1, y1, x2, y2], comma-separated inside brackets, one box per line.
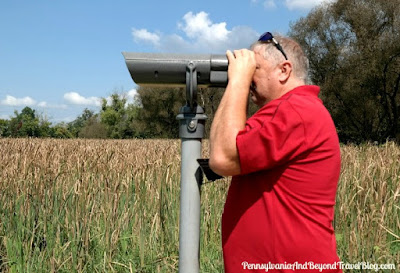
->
[0, 0, 329, 123]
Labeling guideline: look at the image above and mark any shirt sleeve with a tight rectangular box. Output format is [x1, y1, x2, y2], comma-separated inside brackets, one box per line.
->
[236, 100, 307, 175]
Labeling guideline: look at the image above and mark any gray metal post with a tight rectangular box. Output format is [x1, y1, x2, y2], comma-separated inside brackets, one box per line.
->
[122, 52, 227, 272]
[177, 104, 207, 273]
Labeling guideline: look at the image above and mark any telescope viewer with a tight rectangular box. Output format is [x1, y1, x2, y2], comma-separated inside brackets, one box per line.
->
[122, 52, 228, 87]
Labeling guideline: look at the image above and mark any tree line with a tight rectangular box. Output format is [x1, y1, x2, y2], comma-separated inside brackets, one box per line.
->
[1, 0, 399, 143]
[289, 0, 399, 143]
[0, 88, 225, 139]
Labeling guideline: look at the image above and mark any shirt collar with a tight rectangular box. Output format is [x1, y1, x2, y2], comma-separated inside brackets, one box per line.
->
[281, 85, 320, 98]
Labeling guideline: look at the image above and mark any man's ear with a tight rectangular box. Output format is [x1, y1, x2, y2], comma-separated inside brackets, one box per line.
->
[278, 61, 292, 83]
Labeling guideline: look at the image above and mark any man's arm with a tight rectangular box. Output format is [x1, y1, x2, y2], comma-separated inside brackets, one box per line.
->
[209, 49, 256, 176]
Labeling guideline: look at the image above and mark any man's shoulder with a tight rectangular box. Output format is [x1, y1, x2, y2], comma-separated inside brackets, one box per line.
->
[257, 85, 323, 116]
[282, 86, 330, 119]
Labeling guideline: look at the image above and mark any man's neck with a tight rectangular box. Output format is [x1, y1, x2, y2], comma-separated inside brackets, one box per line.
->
[259, 79, 306, 107]
[280, 78, 306, 97]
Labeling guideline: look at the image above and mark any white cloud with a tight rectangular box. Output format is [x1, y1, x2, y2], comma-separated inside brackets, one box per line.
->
[37, 101, 68, 109]
[126, 88, 140, 105]
[264, 0, 277, 9]
[250, 0, 332, 10]
[179, 11, 230, 43]
[132, 28, 160, 46]
[127, 88, 137, 100]
[284, 0, 333, 10]
[132, 11, 259, 53]
[127, 88, 137, 97]
[100, 90, 139, 107]
[1, 95, 36, 106]
[63, 92, 101, 106]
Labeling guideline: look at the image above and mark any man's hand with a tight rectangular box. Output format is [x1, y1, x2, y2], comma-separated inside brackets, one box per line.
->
[226, 49, 256, 89]
[208, 49, 255, 176]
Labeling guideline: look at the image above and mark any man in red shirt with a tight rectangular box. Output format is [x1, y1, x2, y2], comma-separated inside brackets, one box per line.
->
[209, 32, 342, 272]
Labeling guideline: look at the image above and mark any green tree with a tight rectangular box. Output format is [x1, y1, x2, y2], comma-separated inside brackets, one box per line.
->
[289, 0, 400, 143]
[100, 94, 128, 138]
[134, 87, 186, 138]
[9, 107, 41, 137]
[124, 103, 141, 137]
[51, 123, 74, 138]
[0, 119, 10, 137]
[98, 92, 141, 138]
[67, 109, 96, 137]
[79, 116, 108, 139]
[198, 87, 257, 138]
[100, 94, 125, 138]
[198, 87, 224, 138]
[133, 87, 251, 138]
[38, 115, 53, 137]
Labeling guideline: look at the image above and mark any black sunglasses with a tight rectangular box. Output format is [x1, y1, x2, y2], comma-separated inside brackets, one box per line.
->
[258, 32, 288, 60]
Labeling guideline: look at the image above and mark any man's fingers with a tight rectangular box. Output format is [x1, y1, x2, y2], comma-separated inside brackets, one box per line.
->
[226, 50, 235, 62]
[229, 49, 255, 59]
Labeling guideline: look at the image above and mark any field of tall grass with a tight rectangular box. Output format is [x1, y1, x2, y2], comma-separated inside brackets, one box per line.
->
[0, 138, 398, 272]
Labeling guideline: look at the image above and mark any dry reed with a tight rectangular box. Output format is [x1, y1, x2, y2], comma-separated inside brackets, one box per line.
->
[0, 138, 398, 272]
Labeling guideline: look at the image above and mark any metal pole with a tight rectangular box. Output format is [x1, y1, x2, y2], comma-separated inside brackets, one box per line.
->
[121, 52, 226, 272]
[177, 105, 207, 273]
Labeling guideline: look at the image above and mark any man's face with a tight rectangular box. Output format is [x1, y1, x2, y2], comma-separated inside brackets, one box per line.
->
[250, 46, 277, 107]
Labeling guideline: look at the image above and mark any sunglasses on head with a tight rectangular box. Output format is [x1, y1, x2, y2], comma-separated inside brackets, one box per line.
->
[258, 32, 288, 60]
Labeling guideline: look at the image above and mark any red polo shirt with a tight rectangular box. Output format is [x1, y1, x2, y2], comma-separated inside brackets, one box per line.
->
[222, 85, 342, 272]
